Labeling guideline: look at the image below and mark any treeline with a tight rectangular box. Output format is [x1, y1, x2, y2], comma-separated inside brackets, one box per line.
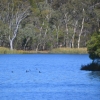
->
[0, 0, 100, 51]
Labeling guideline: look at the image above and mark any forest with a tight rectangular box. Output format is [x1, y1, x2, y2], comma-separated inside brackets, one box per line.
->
[0, 0, 100, 51]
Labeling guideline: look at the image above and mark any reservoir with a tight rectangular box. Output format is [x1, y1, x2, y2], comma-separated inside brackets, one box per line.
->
[0, 54, 100, 100]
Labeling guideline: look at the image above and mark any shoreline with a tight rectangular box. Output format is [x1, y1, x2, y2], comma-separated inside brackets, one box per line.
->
[0, 47, 87, 54]
[81, 63, 100, 71]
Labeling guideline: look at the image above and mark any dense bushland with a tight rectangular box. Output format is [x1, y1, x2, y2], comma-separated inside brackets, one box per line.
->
[0, 0, 100, 51]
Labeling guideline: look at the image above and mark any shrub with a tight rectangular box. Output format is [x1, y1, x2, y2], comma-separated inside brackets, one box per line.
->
[81, 63, 100, 71]
[87, 32, 100, 61]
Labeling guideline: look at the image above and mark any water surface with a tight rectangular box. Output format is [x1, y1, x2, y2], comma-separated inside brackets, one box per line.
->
[0, 54, 100, 100]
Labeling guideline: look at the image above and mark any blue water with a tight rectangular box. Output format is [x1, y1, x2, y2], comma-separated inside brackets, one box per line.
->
[0, 54, 100, 100]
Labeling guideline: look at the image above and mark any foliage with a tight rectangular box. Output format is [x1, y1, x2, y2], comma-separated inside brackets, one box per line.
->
[81, 62, 100, 71]
[0, 0, 100, 51]
[87, 32, 100, 60]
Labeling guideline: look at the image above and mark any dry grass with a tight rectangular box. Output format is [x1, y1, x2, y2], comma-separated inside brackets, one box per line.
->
[0, 47, 49, 54]
[0, 47, 87, 54]
[50, 48, 87, 54]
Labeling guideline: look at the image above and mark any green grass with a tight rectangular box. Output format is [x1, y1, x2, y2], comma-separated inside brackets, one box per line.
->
[0, 47, 87, 54]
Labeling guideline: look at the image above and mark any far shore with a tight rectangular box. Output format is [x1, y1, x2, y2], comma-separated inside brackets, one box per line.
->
[0, 47, 87, 54]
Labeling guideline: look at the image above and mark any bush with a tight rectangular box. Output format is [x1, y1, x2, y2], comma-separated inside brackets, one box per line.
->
[87, 32, 100, 60]
[81, 63, 100, 71]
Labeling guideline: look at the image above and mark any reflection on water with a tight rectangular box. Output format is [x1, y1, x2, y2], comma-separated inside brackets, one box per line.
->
[89, 71, 100, 80]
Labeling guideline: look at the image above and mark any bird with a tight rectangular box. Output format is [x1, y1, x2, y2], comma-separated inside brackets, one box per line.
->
[26, 70, 31, 73]
[11, 71, 13, 73]
[39, 71, 41, 73]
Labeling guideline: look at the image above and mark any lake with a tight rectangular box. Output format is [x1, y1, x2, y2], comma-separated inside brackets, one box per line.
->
[0, 54, 100, 100]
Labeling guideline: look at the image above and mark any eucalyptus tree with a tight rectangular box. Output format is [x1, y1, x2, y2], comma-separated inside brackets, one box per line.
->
[93, 1, 100, 32]
[0, 0, 99, 50]
[30, 1, 55, 51]
[0, 0, 30, 50]
[71, 20, 78, 48]
[77, 8, 85, 48]
[58, 1, 80, 48]
[0, 21, 9, 47]
[18, 24, 36, 50]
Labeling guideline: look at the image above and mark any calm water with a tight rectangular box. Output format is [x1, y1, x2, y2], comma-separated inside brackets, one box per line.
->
[0, 54, 100, 100]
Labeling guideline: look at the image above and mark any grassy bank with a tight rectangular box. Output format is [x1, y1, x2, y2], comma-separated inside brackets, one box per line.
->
[0, 47, 49, 54]
[0, 47, 87, 54]
[50, 48, 87, 54]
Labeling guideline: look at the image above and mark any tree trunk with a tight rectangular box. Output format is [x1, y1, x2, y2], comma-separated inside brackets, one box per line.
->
[42, 27, 48, 50]
[56, 26, 59, 48]
[36, 25, 43, 52]
[78, 8, 85, 48]
[64, 13, 69, 47]
[9, 39, 13, 50]
[71, 20, 78, 48]
[36, 44, 40, 52]
[24, 37, 30, 50]
[78, 17, 84, 48]
[45, 0, 48, 4]
[9, 35, 14, 50]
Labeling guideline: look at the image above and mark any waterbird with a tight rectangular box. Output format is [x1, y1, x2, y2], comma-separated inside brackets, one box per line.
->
[11, 71, 13, 73]
[39, 71, 41, 73]
[26, 70, 30, 73]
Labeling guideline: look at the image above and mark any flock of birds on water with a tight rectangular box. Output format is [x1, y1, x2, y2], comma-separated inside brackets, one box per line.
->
[11, 68, 41, 73]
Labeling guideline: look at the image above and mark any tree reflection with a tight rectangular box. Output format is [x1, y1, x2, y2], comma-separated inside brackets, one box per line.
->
[89, 71, 100, 80]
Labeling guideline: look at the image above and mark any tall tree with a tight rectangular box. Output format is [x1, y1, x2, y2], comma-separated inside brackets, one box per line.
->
[0, 0, 30, 50]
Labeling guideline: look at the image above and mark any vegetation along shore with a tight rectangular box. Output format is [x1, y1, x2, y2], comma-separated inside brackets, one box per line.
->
[0, 47, 87, 54]
[0, 0, 100, 52]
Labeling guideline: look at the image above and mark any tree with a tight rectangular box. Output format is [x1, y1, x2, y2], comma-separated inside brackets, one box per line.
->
[0, 0, 100, 51]
[0, 21, 9, 47]
[87, 32, 100, 61]
[0, 0, 30, 50]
